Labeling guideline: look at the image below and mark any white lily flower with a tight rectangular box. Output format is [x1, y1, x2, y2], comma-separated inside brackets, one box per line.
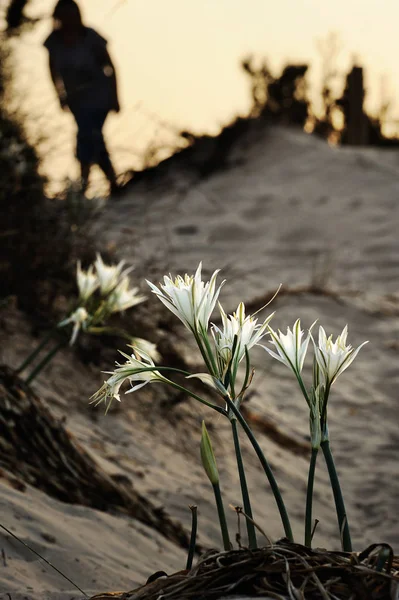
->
[94, 253, 127, 295]
[212, 302, 274, 376]
[146, 262, 224, 333]
[76, 261, 99, 301]
[90, 348, 168, 411]
[59, 306, 89, 345]
[130, 338, 160, 362]
[107, 277, 146, 313]
[263, 319, 313, 377]
[313, 325, 368, 386]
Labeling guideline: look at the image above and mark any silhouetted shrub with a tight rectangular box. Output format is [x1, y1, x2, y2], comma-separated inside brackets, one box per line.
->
[242, 55, 309, 127]
[6, 0, 29, 29]
[0, 44, 94, 318]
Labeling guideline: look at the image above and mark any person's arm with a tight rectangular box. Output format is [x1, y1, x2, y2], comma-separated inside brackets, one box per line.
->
[97, 45, 120, 112]
[49, 56, 68, 110]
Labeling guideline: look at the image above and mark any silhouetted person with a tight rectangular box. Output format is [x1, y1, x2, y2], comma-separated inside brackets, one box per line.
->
[44, 0, 120, 194]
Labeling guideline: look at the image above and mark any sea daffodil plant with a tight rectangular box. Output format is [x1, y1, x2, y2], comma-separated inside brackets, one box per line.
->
[17, 254, 154, 384]
[95, 263, 292, 549]
[93, 262, 367, 556]
[147, 263, 224, 376]
[212, 302, 274, 395]
[264, 321, 367, 550]
[91, 347, 169, 412]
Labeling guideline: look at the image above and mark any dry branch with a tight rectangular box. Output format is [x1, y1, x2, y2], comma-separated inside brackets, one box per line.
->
[89, 540, 399, 600]
[0, 365, 190, 549]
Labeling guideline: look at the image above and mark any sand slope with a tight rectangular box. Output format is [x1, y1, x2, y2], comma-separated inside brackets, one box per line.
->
[1, 125, 398, 598]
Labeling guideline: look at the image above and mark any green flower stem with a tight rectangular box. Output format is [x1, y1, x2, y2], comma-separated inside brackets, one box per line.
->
[25, 340, 66, 385]
[195, 333, 217, 377]
[133, 366, 192, 377]
[298, 378, 311, 408]
[321, 439, 352, 552]
[305, 447, 318, 547]
[224, 395, 293, 542]
[231, 418, 257, 549]
[186, 505, 198, 570]
[238, 347, 251, 398]
[200, 332, 219, 376]
[320, 383, 331, 434]
[16, 330, 55, 373]
[231, 362, 240, 397]
[212, 482, 231, 551]
[87, 326, 131, 340]
[229, 373, 236, 399]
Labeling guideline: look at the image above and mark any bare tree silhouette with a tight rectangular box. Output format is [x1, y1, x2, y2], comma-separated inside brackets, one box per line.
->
[6, 0, 29, 30]
[242, 55, 309, 126]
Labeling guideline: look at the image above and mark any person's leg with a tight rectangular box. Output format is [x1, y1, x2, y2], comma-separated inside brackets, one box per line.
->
[80, 162, 91, 193]
[73, 109, 93, 193]
[97, 152, 117, 188]
[93, 111, 119, 192]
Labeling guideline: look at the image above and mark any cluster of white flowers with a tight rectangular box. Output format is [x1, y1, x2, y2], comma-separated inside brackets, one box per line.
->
[212, 302, 274, 380]
[78, 254, 145, 311]
[91, 347, 167, 412]
[59, 254, 146, 346]
[91, 262, 368, 552]
[266, 320, 367, 447]
[266, 321, 366, 388]
[94, 263, 274, 409]
[93, 262, 367, 442]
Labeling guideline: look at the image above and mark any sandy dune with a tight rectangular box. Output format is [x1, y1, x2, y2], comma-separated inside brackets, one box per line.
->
[1, 125, 398, 598]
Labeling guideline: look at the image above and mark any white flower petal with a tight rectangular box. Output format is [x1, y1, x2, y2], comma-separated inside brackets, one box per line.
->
[125, 381, 149, 393]
[76, 261, 99, 301]
[331, 340, 368, 384]
[187, 373, 228, 395]
[260, 344, 290, 366]
[212, 303, 274, 380]
[130, 338, 161, 362]
[107, 277, 146, 313]
[59, 307, 89, 346]
[95, 253, 126, 295]
[265, 320, 311, 376]
[91, 347, 169, 410]
[147, 264, 223, 333]
[314, 325, 368, 386]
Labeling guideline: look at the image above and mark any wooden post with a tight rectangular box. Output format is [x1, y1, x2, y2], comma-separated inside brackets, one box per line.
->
[346, 66, 368, 146]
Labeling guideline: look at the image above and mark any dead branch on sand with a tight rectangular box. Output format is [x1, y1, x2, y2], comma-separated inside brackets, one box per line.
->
[89, 540, 399, 600]
[0, 365, 191, 549]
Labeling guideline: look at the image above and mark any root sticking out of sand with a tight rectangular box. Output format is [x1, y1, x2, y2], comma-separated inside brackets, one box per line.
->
[89, 540, 399, 600]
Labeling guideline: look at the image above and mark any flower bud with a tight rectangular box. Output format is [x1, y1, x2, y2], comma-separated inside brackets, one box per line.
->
[200, 421, 219, 485]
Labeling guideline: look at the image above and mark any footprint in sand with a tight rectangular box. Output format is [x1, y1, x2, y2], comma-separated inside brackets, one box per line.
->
[350, 197, 363, 209]
[174, 225, 199, 236]
[241, 193, 275, 219]
[208, 222, 250, 243]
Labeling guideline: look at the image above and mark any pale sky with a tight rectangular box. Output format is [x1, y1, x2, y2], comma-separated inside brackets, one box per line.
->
[13, 0, 399, 187]
[79, 0, 399, 127]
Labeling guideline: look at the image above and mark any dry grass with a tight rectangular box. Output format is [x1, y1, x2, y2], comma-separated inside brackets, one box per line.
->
[89, 540, 398, 600]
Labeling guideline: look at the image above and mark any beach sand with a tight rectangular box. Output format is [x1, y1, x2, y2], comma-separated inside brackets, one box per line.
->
[1, 125, 398, 599]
